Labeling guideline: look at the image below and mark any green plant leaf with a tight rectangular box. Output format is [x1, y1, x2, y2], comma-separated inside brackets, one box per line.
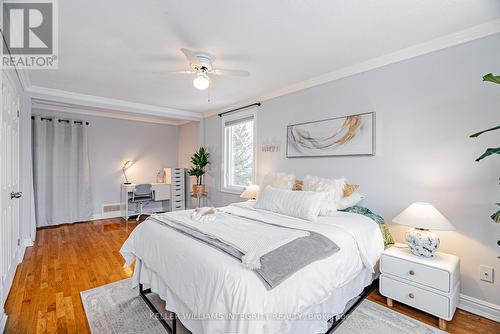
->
[492, 209, 500, 223]
[483, 73, 500, 84]
[475, 147, 500, 161]
[470, 125, 500, 138]
[189, 147, 210, 185]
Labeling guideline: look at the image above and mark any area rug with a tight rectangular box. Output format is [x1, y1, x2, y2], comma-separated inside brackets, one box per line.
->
[81, 279, 446, 334]
[81, 278, 178, 334]
[335, 299, 446, 334]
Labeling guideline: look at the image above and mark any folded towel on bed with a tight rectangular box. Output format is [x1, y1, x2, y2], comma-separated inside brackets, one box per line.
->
[190, 207, 217, 222]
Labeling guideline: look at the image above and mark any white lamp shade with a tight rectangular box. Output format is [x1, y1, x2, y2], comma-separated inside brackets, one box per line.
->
[393, 202, 455, 230]
[122, 160, 132, 169]
[240, 185, 260, 199]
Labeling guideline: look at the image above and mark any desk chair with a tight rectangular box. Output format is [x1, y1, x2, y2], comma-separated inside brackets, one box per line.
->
[130, 183, 153, 221]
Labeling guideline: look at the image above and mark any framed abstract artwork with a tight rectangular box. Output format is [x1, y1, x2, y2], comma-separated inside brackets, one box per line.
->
[286, 112, 375, 157]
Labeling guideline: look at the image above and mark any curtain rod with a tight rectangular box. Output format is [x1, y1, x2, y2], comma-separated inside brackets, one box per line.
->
[31, 116, 89, 125]
[218, 102, 261, 117]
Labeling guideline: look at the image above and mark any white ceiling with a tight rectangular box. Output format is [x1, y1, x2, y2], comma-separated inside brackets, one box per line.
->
[27, 0, 500, 116]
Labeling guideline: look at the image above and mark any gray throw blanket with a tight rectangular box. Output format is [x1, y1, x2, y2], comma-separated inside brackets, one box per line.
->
[149, 215, 339, 289]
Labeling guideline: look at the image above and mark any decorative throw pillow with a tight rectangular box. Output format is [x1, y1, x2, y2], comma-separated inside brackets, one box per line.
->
[337, 192, 365, 210]
[255, 186, 327, 221]
[293, 179, 303, 191]
[261, 172, 296, 190]
[343, 184, 359, 197]
[341, 206, 395, 246]
[302, 175, 346, 215]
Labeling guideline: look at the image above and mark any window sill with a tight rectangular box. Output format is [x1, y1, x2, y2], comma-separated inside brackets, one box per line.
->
[220, 187, 244, 195]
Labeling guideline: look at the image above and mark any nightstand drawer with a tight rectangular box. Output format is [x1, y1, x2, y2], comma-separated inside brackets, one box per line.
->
[381, 253, 450, 293]
[380, 274, 451, 320]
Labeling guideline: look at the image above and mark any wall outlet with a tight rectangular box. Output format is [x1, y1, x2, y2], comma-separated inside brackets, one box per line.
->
[479, 265, 494, 283]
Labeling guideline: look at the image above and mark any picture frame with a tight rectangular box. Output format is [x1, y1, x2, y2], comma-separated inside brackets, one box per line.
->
[286, 112, 375, 158]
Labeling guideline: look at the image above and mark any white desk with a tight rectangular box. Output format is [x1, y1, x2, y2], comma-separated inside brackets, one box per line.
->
[120, 183, 172, 220]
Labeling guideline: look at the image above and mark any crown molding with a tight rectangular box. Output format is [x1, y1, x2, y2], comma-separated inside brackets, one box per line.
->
[204, 19, 500, 118]
[26, 86, 203, 122]
[32, 99, 189, 126]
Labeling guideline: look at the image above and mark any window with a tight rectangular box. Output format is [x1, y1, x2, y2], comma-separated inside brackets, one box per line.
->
[221, 109, 256, 193]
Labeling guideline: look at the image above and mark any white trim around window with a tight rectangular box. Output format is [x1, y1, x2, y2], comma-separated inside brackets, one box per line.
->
[220, 107, 257, 194]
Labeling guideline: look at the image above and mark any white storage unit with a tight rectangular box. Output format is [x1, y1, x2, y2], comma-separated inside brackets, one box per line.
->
[171, 168, 186, 211]
[379, 246, 460, 331]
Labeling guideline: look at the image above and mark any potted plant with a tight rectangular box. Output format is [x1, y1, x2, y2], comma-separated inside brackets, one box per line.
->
[188, 147, 210, 196]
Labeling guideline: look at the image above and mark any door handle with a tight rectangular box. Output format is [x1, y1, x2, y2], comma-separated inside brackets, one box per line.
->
[10, 191, 22, 199]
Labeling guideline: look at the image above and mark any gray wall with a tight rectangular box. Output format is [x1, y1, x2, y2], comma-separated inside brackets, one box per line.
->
[178, 121, 200, 169]
[31, 109, 179, 216]
[204, 34, 500, 305]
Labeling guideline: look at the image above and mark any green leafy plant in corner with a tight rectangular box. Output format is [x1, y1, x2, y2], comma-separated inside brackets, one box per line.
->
[470, 73, 500, 255]
[188, 147, 210, 185]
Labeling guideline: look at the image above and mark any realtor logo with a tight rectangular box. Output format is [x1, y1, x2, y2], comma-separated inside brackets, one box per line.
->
[2, 0, 58, 69]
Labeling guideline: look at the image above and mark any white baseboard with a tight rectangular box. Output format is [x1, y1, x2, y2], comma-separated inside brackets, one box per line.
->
[0, 311, 7, 332]
[22, 238, 34, 248]
[91, 211, 122, 220]
[458, 294, 500, 322]
[17, 238, 34, 264]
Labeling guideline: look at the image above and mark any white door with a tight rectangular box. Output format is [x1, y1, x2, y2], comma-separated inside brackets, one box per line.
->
[0, 71, 21, 312]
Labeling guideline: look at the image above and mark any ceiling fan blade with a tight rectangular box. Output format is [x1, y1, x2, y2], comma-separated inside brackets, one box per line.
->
[212, 68, 250, 77]
[170, 70, 195, 74]
[152, 70, 195, 75]
[180, 48, 200, 65]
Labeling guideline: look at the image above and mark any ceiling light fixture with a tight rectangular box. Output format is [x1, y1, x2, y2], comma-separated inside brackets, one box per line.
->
[193, 73, 210, 90]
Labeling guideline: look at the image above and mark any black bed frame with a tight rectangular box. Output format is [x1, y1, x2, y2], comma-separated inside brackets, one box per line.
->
[139, 283, 177, 333]
[139, 278, 378, 334]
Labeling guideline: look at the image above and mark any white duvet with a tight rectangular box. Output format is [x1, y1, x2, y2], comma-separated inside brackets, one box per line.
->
[120, 202, 384, 334]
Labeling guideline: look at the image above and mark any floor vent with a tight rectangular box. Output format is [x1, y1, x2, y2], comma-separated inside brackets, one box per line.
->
[102, 203, 121, 213]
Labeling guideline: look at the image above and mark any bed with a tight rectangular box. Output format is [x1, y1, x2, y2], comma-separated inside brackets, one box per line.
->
[120, 201, 385, 334]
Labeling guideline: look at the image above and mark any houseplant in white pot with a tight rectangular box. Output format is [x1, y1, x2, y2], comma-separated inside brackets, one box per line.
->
[188, 147, 210, 196]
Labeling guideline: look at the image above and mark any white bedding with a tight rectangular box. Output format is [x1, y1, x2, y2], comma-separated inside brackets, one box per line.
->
[120, 202, 384, 334]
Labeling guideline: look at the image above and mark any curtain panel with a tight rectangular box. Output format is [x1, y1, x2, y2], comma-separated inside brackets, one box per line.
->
[32, 116, 92, 227]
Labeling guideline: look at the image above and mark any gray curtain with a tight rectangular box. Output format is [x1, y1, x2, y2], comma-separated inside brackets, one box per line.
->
[32, 116, 92, 227]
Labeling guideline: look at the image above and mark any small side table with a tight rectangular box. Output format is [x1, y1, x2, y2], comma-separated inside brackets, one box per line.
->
[379, 246, 460, 331]
[191, 192, 208, 209]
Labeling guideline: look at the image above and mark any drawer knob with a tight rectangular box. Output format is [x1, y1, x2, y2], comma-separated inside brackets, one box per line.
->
[409, 270, 415, 276]
[408, 293, 415, 299]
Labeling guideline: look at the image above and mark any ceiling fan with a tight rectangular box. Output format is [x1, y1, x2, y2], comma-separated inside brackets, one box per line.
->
[171, 48, 250, 91]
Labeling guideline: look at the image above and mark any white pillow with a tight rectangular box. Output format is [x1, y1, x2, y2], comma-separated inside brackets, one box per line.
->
[302, 175, 346, 215]
[261, 172, 296, 190]
[337, 192, 365, 210]
[255, 186, 326, 221]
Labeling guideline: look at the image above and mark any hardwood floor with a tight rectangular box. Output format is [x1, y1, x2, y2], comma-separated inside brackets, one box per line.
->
[4, 218, 500, 333]
[4, 219, 138, 334]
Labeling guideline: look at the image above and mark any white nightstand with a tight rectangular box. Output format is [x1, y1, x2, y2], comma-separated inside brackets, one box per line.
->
[379, 246, 460, 330]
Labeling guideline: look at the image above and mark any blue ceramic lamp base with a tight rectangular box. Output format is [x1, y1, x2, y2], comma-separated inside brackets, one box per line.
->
[405, 228, 440, 257]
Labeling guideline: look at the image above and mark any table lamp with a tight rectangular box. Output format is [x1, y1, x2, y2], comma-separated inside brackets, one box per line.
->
[392, 202, 455, 257]
[122, 160, 132, 184]
[240, 185, 260, 201]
